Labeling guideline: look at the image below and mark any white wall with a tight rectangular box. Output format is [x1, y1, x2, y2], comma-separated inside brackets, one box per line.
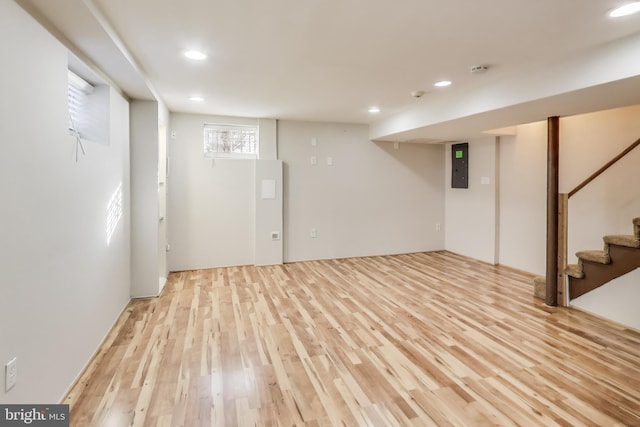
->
[278, 121, 445, 262]
[255, 119, 283, 265]
[158, 103, 170, 289]
[168, 113, 257, 270]
[130, 100, 170, 297]
[560, 105, 640, 263]
[255, 160, 284, 266]
[499, 122, 548, 275]
[444, 138, 498, 264]
[0, 1, 130, 403]
[130, 101, 160, 297]
[572, 268, 640, 330]
[258, 118, 278, 160]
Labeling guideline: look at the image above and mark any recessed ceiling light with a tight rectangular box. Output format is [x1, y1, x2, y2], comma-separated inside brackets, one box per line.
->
[368, 106, 381, 113]
[609, 2, 640, 17]
[434, 80, 452, 87]
[190, 96, 205, 102]
[184, 50, 207, 60]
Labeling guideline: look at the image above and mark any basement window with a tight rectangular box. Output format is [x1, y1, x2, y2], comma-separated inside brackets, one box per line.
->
[203, 124, 258, 159]
[68, 70, 93, 135]
[67, 69, 109, 145]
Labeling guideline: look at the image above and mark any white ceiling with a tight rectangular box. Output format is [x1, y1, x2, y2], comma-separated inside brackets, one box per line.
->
[15, 0, 640, 142]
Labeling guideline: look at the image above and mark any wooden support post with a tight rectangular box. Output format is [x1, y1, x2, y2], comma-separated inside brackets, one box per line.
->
[558, 193, 568, 306]
[546, 116, 559, 306]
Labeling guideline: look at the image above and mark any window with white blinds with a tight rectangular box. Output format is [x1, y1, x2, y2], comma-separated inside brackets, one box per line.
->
[203, 124, 258, 159]
[67, 70, 93, 136]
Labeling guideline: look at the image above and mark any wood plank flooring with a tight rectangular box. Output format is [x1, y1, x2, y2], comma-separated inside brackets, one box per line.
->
[65, 251, 640, 426]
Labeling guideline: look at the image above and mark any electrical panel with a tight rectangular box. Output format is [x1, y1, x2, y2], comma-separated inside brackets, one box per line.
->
[451, 143, 469, 188]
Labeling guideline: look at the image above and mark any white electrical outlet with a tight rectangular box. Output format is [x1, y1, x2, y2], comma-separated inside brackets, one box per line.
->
[310, 228, 317, 238]
[5, 357, 17, 391]
[436, 223, 441, 231]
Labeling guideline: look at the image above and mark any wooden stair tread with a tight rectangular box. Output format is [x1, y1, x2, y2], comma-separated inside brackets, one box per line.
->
[576, 250, 610, 264]
[565, 264, 584, 278]
[569, 245, 640, 299]
[568, 217, 640, 300]
[603, 234, 640, 248]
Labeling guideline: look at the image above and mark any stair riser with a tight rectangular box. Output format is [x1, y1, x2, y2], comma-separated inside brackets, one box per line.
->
[569, 245, 640, 299]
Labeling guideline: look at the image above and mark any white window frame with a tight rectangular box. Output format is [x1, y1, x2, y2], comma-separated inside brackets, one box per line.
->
[203, 123, 258, 159]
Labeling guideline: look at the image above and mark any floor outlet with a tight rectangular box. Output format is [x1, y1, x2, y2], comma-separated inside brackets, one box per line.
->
[5, 357, 17, 391]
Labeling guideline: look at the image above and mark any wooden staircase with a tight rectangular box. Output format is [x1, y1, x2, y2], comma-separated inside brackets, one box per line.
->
[534, 135, 640, 304]
[535, 217, 640, 300]
[566, 217, 640, 299]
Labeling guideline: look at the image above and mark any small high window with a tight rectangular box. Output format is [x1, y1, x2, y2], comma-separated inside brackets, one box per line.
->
[203, 124, 258, 159]
[67, 69, 109, 147]
[68, 70, 93, 137]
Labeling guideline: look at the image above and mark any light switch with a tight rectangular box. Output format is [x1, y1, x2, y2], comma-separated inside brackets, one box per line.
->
[311, 156, 317, 165]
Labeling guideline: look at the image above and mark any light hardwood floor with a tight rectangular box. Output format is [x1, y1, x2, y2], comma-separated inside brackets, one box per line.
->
[65, 251, 640, 426]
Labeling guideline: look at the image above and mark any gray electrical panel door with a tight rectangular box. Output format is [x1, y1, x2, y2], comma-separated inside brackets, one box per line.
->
[451, 143, 468, 188]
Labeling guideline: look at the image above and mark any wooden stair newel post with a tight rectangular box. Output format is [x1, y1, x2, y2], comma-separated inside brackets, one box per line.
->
[546, 116, 560, 306]
[558, 193, 568, 306]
